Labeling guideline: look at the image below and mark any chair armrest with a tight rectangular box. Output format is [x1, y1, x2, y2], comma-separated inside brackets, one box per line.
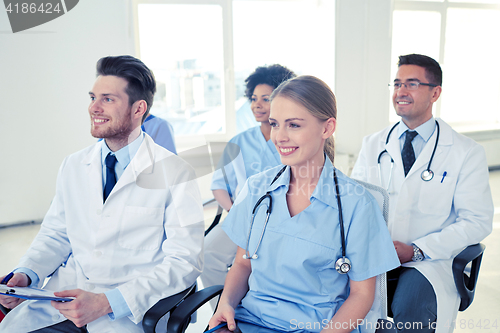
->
[452, 243, 485, 311]
[204, 205, 224, 236]
[142, 284, 196, 333]
[167, 285, 224, 333]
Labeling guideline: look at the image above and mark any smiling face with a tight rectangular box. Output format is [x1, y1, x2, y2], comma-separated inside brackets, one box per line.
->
[251, 84, 274, 123]
[269, 96, 335, 170]
[89, 75, 144, 151]
[392, 64, 442, 129]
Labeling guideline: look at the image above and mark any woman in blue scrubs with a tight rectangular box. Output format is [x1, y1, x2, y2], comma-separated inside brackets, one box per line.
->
[201, 65, 296, 290]
[209, 76, 400, 333]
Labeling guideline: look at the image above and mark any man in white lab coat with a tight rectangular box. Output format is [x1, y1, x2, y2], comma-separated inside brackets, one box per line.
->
[0, 56, 204, 332]
[351, 54, 493, 333]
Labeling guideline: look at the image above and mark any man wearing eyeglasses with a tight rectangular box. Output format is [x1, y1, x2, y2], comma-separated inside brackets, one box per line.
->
[351, 54, 493, 333]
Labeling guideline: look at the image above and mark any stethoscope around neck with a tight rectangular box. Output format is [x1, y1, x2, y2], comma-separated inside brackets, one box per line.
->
[377, 120, 440, 191]
[243, 165, 352, 274]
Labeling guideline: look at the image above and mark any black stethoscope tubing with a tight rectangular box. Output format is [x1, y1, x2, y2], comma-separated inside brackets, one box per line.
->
[243, 165, 351, 274]
[378, 120, 440, 187]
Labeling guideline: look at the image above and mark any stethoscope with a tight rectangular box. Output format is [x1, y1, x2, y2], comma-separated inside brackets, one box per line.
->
[377, 120, 440, 190]
[243, 165, 352, 274]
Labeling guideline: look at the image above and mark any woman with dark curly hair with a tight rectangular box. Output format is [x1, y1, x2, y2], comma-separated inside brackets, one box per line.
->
[201, 64, 296, 291]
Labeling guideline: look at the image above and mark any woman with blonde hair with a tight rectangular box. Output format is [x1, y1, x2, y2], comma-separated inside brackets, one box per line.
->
[209, 76, 400, 332]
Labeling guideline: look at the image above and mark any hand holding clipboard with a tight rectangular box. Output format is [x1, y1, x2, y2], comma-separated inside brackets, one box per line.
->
[0, 286, 74, 302]
[0, 272, 73, 303]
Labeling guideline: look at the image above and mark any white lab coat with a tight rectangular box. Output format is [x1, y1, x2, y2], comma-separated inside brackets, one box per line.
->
[0, 134, 204, 333]
[351, 118, 493, 333]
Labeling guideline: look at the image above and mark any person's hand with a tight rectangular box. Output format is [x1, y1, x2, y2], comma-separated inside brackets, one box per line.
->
[0, 273, 29, 310]
[393, 241, 413, 264]
[208, 302, 237, 331]
[51, 289, 111, 328]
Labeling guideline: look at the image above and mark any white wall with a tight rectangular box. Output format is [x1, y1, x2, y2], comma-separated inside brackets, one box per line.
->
[0, 0, 134, 225]
[334, 0, 393, 158]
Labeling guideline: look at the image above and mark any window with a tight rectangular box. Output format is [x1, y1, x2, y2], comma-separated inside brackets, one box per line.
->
[391, 0, 500, 130]
[135, 0, 335, 147]
[232, 0, 336, 134]
[135, 0, 234, 145]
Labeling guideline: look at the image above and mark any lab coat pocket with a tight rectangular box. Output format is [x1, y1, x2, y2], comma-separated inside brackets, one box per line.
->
[119, 206, 164, 250]
[417, 173, 456, 216]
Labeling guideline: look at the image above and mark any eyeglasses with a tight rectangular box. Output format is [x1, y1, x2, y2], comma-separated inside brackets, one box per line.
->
[389, 81, 438, 90]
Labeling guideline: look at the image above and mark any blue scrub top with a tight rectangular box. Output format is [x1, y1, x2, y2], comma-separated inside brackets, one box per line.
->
[211, 126, 281, 198]
[222, 158, 400, 332]
[142, 114, 177, 154]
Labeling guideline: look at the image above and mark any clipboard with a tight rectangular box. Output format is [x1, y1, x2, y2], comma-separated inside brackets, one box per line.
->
[0, 286, 74, 302]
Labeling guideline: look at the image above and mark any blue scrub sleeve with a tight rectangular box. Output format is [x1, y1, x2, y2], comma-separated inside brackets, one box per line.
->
[210, 137, 248, 196]
[344, 196, 400, 282]
[142, 117, 177, 154]
[210, 162, 238, 198]
[221, 180, 253, 249]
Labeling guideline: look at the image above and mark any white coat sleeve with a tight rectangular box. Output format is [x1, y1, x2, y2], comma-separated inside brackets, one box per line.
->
[414, 144, 494, 260]
[118, 159, 204, 324]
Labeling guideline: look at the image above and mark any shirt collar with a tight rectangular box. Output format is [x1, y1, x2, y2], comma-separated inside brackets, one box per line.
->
[397, 116, 436, 142]
[101, 131, 145, 171]
[267, 157, 338, 208]
[310, 157, 338, 208]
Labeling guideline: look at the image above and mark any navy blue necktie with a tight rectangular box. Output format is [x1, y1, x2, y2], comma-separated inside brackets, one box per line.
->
[402, 130, 418, 177]
[103, 153, 117, 202]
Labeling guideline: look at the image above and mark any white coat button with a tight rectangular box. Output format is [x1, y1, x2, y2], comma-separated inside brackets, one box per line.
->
[87, 284, 95, 291]
[93, 250, 102, 258]
[96, 209, 102, 215]
[52, 314, 61, 321]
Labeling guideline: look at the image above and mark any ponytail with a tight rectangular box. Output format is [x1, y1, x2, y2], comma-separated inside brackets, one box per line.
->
[324, 136, 335, 164]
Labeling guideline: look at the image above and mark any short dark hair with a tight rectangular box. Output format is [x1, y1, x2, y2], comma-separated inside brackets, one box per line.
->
[398, 54, 442, 86]
[96, 55, 156, 123]
[244, 64, 296, 100]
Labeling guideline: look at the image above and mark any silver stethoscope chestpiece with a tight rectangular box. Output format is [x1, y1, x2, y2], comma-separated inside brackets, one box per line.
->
[421, 169, 434, 182]
[335, 257, 351, 274]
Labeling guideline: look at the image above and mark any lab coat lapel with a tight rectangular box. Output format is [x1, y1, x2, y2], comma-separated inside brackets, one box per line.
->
[385, 130, 403, 178]
[405, 120, 452, 179]
[107, 135, 156, 199]
[81, 142, 105, 207]
[406, 130, 439, 179]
